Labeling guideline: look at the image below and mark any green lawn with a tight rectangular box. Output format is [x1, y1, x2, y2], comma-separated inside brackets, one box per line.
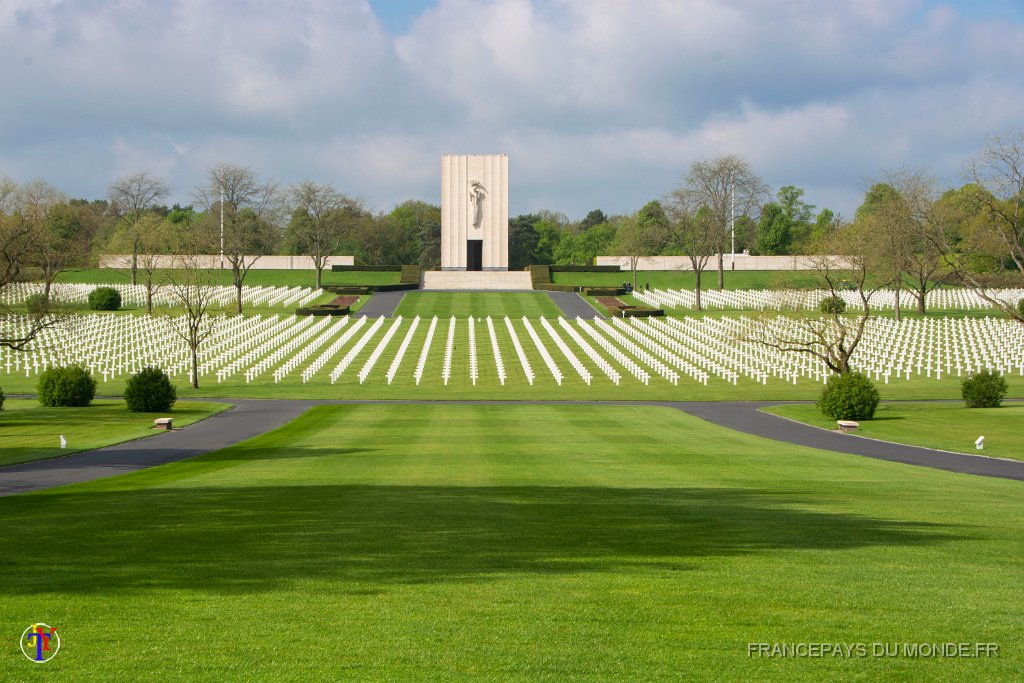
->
[56, 268, 400, 288]
[394, 291, 563, 318]
[766, 401, 1024, 461]
[1, 404, 1020, 679]
[0, 398, 229, 468]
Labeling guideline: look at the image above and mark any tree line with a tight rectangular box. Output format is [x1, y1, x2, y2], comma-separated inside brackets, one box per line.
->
[2, 130, 1022, 319]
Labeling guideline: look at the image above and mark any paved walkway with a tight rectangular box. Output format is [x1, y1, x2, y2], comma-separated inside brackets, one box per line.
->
[354, 291, 405, 317]
[3, 399, 1022, 496]
[545, 291, 605, 319]
[0, 399, 316, 496]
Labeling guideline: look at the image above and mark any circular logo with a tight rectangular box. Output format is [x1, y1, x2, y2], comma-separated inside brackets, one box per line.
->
[21, 623, 60, 663]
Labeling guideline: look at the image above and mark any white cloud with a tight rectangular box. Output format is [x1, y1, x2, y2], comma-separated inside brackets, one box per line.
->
[0, 0, 1021, 219]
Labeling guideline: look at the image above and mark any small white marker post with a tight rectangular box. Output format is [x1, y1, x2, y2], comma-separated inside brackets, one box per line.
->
[59, 435, 67, 449]
[975, 436, 985, 451]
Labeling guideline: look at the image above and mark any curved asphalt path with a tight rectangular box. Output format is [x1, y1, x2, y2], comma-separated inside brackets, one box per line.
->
[2, 398, 1022, 497]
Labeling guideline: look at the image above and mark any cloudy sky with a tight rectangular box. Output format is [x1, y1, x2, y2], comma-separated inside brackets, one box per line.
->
[2, 0, 1023, 220]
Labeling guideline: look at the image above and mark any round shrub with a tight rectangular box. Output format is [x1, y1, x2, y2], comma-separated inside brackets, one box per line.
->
[819, 295, 847, 314]
[88, 286, 122, 311]
[37, 365, 97, 407]
[961, 368, 1008, 408]
[818, 371, 880, 421]
[25, 293, 49, 315]
[124, 367, 177, 413]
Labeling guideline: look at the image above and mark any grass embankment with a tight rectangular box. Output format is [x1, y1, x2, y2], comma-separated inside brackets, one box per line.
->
[394, 292, 563, 318]
[0, 399, 229, 468]
[1, 404, 1020, 679]
[553, 270, 828, 290]
[766, 401, 1024, 461]
[56, 268, 400, 288]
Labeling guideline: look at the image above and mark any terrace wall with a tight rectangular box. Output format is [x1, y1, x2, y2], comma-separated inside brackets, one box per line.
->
[99, 255, 355, 270]
[595, 255, 854, 271]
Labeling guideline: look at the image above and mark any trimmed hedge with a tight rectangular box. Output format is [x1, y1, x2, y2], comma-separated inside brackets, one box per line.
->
[818, 371, 880, 421]
[0, 384, 4, 410]
[124, 367, 177, 412]
[961, 369, 1008, 408]
[324, 283, 418, 294]
[528, 265, 552, 285]
[549, 265, 621, 272]
[583, 286, 626, 296]
[330, 265, 403, 272]
[296, 305, 350, 316]
[400, 265, 422, 284]
[534, 282, 580, 292]
[37, 365, 97, 407]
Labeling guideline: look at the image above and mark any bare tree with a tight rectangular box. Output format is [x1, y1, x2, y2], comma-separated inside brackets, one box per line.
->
[108, 172, 170, 285]
[108, 214, 171, 314]
[0, 177, 66, 349]
[193, 164, 280, 313]
[683, 155, 769, 289]
[165, 249, 220, 390]
[665, 188, 717, 310]
[882, 170, 948, 315]
[289, 181, 358, 289]
[745, 220, 892, 375]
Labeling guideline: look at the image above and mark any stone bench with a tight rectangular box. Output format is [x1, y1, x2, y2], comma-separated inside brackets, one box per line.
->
[154, 418, 173, 430]
[837, 420, 859, 433]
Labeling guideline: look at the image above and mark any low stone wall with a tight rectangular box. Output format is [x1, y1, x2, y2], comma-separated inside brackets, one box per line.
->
[595, 255, 852, 271]
[99, 254, 355, 270]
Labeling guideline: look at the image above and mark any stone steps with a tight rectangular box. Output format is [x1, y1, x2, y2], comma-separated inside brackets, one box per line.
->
[421, 271, 534, 291]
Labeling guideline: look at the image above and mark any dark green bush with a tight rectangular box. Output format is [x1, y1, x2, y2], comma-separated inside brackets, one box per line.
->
[124, 367, 177, 412]
[818, 371, 880, 420]
[1017, 298, 1024, 317]
[37, 365, 97, 407]
[0, 384, 4, 410]
[819, 296, 847, 314]
[25, 293, 49, 315]
[961, 369, 1008, 408]
[88, 287, 122, 311]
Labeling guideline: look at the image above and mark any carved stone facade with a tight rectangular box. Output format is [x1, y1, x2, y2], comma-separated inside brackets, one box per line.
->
[441, 154, 508, 271]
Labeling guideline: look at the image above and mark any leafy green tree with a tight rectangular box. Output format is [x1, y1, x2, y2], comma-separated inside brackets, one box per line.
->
[509, 214, 541, 270]
[578, 209, 607, 232]
[37, 201, 88, 300]
[777, 185, 816, 251]
[755, 202, 793, 255]
[418, 219, 441, 269]
[533, 215, 563, 265]
[810, 208, 835, 245]
[614, 205, 671, 288]
[388, 199, 440, 268]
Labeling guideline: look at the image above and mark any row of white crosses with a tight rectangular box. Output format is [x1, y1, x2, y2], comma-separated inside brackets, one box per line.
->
[468, 316, 479, 386]
[0, 282, 322, 309]
[414, 317, 439, 385]
[633, 286, 1024, 312]
[3, 312, 1022, 388]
